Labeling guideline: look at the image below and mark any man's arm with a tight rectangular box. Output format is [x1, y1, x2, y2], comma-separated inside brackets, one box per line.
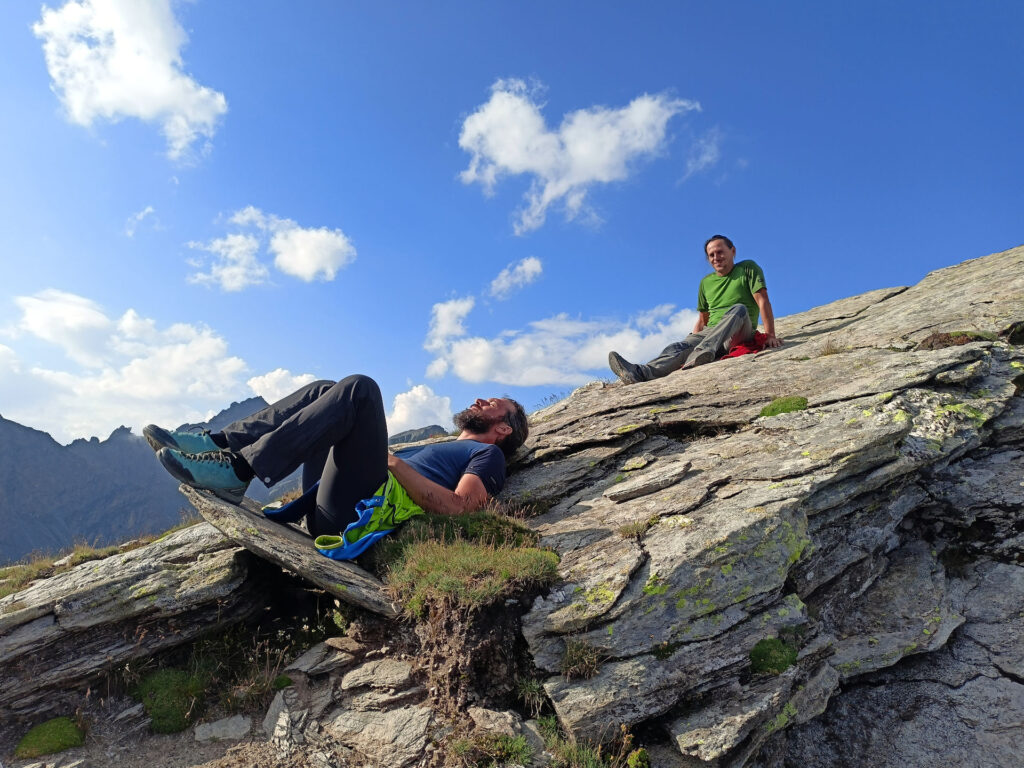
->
[693, 312, 709, 333]
[387, 453, 489, 516]
[753, 289, 782, 347]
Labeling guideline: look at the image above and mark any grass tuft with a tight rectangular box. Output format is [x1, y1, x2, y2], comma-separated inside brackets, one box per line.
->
[759, 396, 809, 418]
[749, 637, 798, 675]
[386, 539, 558, 617]
[818, 337, 848, 356]
[561, 638, 602, 681]
[517, 676, 547, 718]
[15, 716, 85, 758]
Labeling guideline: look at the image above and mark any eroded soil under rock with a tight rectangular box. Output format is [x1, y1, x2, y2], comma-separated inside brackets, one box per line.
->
[413, 591, 547, 717]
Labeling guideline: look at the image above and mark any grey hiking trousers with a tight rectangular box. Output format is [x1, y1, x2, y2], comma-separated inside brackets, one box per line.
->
[640, 303, 753, 380]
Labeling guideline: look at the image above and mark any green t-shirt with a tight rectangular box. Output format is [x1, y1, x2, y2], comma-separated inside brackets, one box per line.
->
[697, 259, 767, 328]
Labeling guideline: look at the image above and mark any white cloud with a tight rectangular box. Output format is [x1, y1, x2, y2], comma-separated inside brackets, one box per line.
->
[460, 79, 699, 234]
[489, 256, 543, 299]
[248, 368, 317, 404]
[0, 344, 20, 375]
[5, 290, 248, 442]
[188, 207, 357, 290]
[15, 289, 113, 367]
[425, 297, 475, 352]
[425, 301, 700, 387]
[681, 127, 722, 182]
[270, 226, 356, 282]
[124, 205, 155, 237]
[33, 0, 227, 160]
[387, 384, 453, 435]
[187, 233, 268, 292]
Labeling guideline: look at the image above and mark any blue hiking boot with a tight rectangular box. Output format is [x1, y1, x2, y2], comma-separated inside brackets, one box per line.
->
[157, 447, 251, 504]
[144, 424, 222, 454]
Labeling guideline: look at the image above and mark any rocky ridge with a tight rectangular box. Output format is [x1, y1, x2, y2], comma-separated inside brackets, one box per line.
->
[1, 244, 1022, 767]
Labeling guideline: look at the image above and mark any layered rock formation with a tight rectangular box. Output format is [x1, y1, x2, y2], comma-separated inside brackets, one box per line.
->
[505, 244, 1024, 764]
[1, 245, 1022, 766]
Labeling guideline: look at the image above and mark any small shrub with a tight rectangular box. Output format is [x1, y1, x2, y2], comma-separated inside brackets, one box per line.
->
[561, 638, 601, 681]
[759, 396, 808, 418]
[15, 716, 84, 758]
[134, 668, 207, 733]
[749, 637, 798, 675]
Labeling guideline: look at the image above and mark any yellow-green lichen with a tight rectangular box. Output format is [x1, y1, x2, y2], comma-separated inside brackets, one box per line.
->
[643, 573, 669, 596]
[584, 583, 616, 604]
[614, 424, 643, 434]
[763, 701, 798, 734]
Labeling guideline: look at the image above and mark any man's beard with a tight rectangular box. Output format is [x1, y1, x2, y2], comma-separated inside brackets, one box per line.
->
[453, 408, 498, 435]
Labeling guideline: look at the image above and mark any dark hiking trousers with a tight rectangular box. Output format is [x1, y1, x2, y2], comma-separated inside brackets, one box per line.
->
[220, 375, 389, 537]
[639, 303, 754, 380]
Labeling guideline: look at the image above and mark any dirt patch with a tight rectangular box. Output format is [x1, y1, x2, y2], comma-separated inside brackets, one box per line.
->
[915, 330, 997, 350]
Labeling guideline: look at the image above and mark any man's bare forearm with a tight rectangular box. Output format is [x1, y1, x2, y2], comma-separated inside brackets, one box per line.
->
[386, 454, 487, 516]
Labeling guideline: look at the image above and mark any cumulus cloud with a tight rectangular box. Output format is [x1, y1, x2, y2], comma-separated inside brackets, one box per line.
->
[425, 297, 476, 353]
[15, 289, 113, 367]
[4, 290, 248, 442]
[681, 127, 722, 182]
[33, 0, 227, 160]
[247, 368, 317, 404]
[124, 205, 155, 237]
[187, 233, 267, 291]
[269, 226, 356, 282]
[459, 79, 699, 234]
[425, 299, 699, 386]
[489, 257, 542, 299]
[188, 206, 357, 290]
[387, 384, 453, 435]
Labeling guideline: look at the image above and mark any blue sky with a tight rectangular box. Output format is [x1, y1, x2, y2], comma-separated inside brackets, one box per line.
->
[0, 1, 1021, 443]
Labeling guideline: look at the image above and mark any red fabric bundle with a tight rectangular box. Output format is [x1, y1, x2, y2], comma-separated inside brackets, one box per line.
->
[722, 331, 768, 359]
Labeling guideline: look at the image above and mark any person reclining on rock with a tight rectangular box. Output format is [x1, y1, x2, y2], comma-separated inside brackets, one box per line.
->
[144, 375, 528, 537]
[608, 234, 783, 384]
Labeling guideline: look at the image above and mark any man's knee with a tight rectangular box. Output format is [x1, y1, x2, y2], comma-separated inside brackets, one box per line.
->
[334, 374, 382, 403]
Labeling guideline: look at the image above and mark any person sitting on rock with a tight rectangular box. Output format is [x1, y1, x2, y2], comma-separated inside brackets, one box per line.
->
[608, 234, 783, 384]
[144, 375, 528, 537]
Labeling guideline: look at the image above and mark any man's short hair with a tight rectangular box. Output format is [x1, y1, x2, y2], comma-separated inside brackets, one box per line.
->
[499, 398, 529, 460]
[704, 234, 735, 255]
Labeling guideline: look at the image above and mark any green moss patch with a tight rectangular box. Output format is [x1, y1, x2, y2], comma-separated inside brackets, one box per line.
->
[134, 668, 207, 733]
[749, 637, 798, 675]
[759, 396, 808, 418]
[15, 716, 84, 758]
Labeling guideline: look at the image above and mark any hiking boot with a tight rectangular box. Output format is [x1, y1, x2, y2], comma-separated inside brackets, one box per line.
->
[682, 346, 716, 369]
[144, 424, 221, 454]
[608, 351, 646, 385]
[157, 447, 252, 504]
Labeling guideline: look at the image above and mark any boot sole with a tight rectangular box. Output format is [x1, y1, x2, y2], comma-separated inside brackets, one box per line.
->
[608, 352, 639, 384]
[157, 448, 247, 505]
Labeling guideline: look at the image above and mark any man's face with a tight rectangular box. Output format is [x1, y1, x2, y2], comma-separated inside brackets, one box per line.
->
[453, 397, 513, 434]
[706, 239, 736, 276]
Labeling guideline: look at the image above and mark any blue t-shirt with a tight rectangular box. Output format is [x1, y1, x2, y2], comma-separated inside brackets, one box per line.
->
[395, 440, 506, 495]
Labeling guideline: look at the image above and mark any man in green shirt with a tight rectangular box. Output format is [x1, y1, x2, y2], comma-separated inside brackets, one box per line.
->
[608, 234, 782, 384]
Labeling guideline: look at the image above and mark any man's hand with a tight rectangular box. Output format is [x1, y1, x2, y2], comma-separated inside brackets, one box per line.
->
[387, 453, 489, 516]
[753, 290, 782, 348]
